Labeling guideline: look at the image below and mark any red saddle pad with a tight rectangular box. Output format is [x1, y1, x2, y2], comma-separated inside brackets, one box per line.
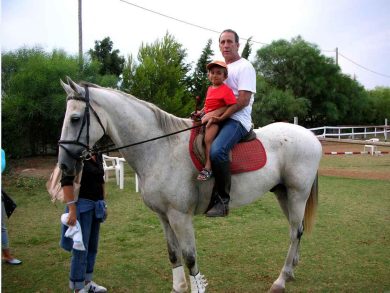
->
[189, 126, 267, 174]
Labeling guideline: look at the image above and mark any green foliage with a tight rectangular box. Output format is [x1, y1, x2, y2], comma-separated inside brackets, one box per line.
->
[365, 87, 390, 123]
[241, 37, 252, 59]
[121, 54, 137, 92]
[1, 48, 82, 157]
[123, 33, 194, 117]
[1, 47, 111, 158]
[89, 37, 125, 77]
[253, 77, 310, 126]
[253, 36, 367, 126]
[190, 39, 214, 105]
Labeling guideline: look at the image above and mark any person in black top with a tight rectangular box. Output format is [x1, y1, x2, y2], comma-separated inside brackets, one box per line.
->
[61, 153, 107, 293]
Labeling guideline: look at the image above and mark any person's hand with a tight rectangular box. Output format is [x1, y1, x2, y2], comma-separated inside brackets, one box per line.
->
[67, 206, 77, 226]
[190, 110, 203, 121]
[206, 116, 221, 128]
[201, 113, 210, 124]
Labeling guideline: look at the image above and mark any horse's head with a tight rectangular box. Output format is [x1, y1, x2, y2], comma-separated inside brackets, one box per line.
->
[58, 78, 106, 175]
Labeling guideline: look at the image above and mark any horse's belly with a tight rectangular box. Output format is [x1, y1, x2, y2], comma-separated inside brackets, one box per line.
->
[229, 167, 280, 208]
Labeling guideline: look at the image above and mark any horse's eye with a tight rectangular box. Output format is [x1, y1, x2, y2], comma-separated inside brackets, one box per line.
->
[71, 114, 81, 123]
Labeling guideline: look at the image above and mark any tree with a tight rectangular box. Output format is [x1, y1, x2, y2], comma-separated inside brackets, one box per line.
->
[1, 47, 103, 157]
[253, 36, 366, 126]
[88, 37, 125, 77]
[124, 32, 193, 117]
[121, 54, 137, 92]
[241, 37, 252, 59]
[365, 87, 390, 124]
[252, 76, 310, 126]
[2, 48, 80, 156]
[190, 39, 214, 105]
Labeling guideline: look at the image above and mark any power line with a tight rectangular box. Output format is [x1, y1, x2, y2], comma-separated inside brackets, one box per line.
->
[119, 0, 390, 79]
[338, 52, 390, 78]
[118, 0, 268, 45]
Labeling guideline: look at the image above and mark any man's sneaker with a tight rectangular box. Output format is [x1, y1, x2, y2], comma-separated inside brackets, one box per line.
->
[84, 281, 107, 293]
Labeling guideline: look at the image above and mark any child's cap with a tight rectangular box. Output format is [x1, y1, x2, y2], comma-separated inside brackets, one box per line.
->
[206, 60, 227, 70]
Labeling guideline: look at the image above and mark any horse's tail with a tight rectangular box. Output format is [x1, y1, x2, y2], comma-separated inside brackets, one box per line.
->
[304, 172, 318, 234]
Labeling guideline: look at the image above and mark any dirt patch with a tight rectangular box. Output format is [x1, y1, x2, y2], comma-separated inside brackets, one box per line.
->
[7, 156, 57, 179]
[321, 141, 389, 153]
[319, 168, 390, 180]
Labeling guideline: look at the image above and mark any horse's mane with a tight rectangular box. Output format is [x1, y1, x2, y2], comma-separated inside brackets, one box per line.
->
[81, 82, 191, 134]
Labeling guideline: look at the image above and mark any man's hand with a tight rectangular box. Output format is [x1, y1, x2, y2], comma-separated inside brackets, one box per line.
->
[206, 116, 221, 128]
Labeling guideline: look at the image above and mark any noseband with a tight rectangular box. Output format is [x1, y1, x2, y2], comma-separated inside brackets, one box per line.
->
[58, 86, 106, 161]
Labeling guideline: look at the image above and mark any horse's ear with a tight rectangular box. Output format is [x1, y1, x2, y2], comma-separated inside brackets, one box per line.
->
[60, 79, 74, 96]
[66, 76, 85, 97]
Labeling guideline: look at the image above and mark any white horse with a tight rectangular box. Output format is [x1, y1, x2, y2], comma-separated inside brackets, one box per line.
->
[58, 78, 322, 292]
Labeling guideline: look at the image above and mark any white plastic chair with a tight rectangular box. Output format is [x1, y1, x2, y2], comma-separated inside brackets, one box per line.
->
[102, 154, 120, 186]
[363, 138, 379, 155]
[115, 157, 126, 189]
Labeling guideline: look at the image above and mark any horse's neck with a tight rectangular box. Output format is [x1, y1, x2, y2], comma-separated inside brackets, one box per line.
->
[95, 88, 190, 174]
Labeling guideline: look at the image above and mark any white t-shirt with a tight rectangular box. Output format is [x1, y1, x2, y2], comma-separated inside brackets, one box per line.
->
[225, 58, 256, 132]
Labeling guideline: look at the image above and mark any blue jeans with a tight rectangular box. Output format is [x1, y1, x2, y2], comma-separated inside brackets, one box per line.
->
[69, 209, 101, 290]
[210, 118, 248, 164]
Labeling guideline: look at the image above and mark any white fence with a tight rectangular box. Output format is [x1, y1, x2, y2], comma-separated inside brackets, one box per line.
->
[309, 125, 389, 141]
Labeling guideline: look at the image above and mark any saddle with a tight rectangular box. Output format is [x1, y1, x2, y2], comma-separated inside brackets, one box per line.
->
[189, 124, 267, 174]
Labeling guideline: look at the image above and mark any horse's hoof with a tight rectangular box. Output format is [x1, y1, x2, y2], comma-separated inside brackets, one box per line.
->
[268, 284, 285, 293]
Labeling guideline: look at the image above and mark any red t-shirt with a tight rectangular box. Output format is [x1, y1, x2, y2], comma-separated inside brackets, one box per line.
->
[204, 84, 237, 113]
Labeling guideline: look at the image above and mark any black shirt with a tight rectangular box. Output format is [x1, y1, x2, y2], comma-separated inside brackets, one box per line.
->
[61, 155, 105, 201]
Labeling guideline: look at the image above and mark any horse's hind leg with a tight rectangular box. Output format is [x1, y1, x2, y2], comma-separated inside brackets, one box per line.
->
[270, 188, 307, 293]
[158, 214, 188, 293]
[166, 209, 208, 293]
[273, 184, 301, 267]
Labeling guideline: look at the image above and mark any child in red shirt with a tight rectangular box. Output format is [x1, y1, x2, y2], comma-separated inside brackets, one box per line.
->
[197, 61, 237, 181]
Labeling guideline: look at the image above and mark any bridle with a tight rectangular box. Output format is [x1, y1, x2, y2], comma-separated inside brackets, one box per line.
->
[58, 86, 106, 161]
[59, 84, 206, 162]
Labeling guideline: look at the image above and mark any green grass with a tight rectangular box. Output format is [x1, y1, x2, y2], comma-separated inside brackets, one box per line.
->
[1, 164, 390, 292]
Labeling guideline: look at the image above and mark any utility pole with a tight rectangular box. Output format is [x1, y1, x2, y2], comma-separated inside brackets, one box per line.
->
[78, 0, 83, 70]
[335, 47, 338, 65]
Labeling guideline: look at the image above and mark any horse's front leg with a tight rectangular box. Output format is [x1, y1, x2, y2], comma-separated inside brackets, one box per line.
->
[166, 209, 208, 293]
[158, 214, 188, 293]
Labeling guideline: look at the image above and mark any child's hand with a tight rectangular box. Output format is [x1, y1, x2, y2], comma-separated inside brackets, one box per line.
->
[191, 110, 204, 122]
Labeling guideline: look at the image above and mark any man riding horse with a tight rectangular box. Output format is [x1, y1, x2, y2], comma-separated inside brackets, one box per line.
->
[205, 29, 256, 217]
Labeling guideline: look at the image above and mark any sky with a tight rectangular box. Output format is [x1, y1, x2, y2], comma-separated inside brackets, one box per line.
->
[2, 0, 390, 90]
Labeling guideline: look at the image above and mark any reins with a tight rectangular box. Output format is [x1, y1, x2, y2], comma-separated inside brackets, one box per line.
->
[96, 123, 205, 154]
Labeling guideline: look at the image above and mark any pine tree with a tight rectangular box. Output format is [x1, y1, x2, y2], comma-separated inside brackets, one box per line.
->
[191, 39, 214, 105]
[241, 37, 252, 59]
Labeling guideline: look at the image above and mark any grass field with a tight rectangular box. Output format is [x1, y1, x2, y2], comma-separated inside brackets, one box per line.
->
[1, 155, 390, 292]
